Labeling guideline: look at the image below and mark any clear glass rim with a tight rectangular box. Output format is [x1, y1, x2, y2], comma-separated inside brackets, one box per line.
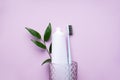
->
[49, 61, 78, 65]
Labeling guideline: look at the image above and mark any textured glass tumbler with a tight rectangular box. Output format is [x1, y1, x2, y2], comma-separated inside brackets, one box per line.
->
[49, 61, 78, 80]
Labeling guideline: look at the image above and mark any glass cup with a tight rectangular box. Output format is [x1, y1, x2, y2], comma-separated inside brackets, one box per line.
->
[49, 61, 78, 80]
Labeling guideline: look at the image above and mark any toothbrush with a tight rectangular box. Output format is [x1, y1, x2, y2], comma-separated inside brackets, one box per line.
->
[67, 25, 73, 64]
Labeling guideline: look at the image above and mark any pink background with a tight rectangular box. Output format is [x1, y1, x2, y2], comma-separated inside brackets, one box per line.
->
[0, 0, 120, 80]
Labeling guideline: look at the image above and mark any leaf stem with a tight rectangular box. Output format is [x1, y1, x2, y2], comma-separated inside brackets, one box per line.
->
[46, 47, 52, 59]
[41, 39, 52, 59]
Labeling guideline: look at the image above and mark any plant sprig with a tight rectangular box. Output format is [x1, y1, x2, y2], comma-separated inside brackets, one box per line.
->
[25, 23, 52, 65]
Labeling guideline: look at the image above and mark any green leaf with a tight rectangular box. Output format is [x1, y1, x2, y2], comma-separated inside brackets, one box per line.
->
[42, 58, 51, 65]
[31, 40, 46, 49]
[25, 27, 41, 39]
[49, 43, 52, 54]
[44, 23, 52, 41]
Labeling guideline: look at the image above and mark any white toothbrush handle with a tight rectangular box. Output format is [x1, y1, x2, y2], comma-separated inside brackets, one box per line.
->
[67, 26, 72, 64]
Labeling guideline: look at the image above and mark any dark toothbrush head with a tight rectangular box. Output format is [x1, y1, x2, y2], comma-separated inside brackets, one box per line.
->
[68, 25, 73, 35]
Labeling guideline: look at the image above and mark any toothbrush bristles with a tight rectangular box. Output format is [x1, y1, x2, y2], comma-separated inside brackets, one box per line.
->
[68, 25, 73, 35]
